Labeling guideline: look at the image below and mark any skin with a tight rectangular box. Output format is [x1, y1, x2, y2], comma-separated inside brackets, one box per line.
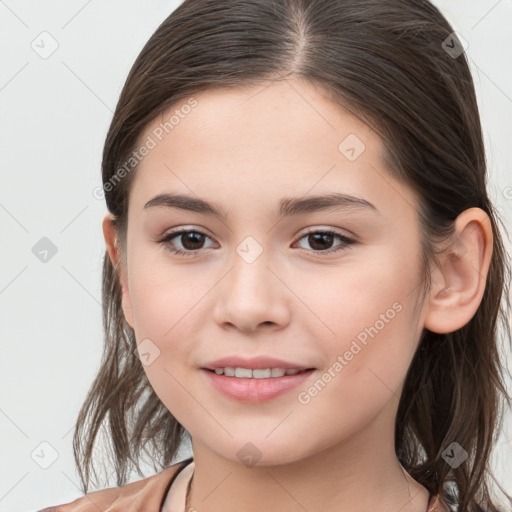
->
[103, 77, 493, 512]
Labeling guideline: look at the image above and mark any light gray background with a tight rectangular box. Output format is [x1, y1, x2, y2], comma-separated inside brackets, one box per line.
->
[1, 1, 511, 511]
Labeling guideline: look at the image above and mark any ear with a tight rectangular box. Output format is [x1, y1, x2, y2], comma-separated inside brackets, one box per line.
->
[102, 213, 135, 329]
[423, 207, 493, 334]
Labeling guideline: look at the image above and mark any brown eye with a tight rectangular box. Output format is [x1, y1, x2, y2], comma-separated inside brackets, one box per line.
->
[159, 228, 356, 257]
[176, 231, 206, 250]
[159, 229, 215, 256]
[295, 230, 356, 254]
[307, 232, 335, 251]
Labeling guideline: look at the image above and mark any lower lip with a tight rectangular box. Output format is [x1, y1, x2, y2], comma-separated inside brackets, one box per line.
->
[201, 368, 315, 402]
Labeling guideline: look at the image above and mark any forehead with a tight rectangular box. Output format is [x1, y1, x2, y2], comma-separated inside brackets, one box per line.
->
[139, 79, 373, 154]
[128, 78, 418, 221]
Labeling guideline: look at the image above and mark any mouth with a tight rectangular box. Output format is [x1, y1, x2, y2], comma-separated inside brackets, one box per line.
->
[200, 367, 316, 402]
[202, 367, 315, 378]
[202, 355, 314, 373]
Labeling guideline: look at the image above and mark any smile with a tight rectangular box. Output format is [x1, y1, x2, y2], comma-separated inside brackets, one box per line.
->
[201, 368, 316, 402]
[210, 367, 309, 378]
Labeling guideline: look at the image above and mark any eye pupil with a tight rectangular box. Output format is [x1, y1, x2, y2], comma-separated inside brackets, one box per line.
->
[309, 232, 334, 250]
[182, 231, 204, 249]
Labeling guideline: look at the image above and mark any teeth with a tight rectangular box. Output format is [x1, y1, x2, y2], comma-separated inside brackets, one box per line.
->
[235, 367, 252, 378]
[212, 367, 306, 378]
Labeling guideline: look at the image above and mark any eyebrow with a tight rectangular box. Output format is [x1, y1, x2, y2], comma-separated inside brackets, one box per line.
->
[143, 192, 379, 218]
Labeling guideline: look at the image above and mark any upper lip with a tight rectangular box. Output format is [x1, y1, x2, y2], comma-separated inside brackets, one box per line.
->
[202, 356, 314, 371]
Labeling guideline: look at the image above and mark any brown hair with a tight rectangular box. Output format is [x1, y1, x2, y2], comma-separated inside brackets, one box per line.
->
[73, 1, 512, 510]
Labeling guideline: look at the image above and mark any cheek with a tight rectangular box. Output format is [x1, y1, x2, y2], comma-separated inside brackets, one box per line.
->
[127, 244, 213, 339]
[126, 258, 216, 422]
[298, 245, 422, 387]
[286, 264, 422, 459]
[131, 293, 203, 429]
[128, 272, 209, 368]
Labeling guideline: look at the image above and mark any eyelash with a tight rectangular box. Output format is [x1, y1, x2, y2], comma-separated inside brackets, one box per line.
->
[158, 228, 356, 257]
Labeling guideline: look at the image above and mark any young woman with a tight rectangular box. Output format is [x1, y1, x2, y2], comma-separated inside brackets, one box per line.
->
[37, 0, 511, 511]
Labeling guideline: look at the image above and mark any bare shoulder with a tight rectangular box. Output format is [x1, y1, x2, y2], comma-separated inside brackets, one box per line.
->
[35, 459, 191, 512]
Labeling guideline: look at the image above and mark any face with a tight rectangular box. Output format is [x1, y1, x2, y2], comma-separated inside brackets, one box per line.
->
[111, 78, 430, 466]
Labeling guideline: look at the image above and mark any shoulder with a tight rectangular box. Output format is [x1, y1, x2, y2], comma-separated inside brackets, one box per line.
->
[35, 458, 193, 512]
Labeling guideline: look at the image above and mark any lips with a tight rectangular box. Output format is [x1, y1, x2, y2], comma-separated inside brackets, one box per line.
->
[201, 367, 316, 402]
[202, 355, 314, 371]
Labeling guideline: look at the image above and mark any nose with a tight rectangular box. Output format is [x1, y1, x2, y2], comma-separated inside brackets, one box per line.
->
[213, 248, 291, 334]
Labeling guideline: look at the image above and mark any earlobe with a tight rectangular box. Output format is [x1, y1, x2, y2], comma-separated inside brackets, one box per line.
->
[423, 207, 493, 334]
[102, 213, 135, 329]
